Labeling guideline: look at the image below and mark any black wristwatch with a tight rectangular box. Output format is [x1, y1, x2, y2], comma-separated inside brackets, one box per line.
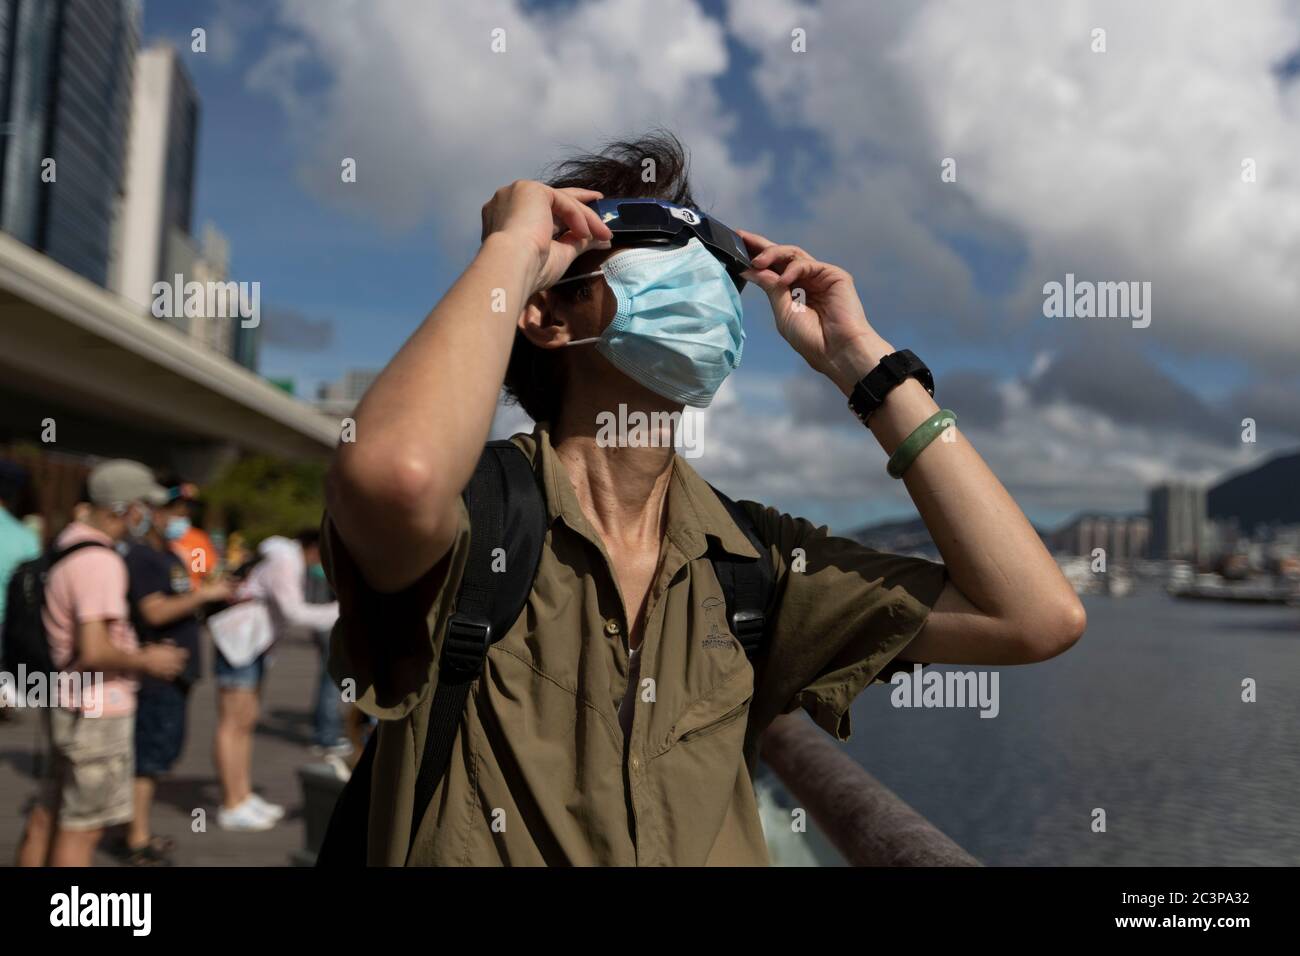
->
[847, 349, 934, 426]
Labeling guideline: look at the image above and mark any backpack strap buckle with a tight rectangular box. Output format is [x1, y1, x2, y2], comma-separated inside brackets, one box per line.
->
[442, 614, 492, 678]
[730, 609, 765, 659]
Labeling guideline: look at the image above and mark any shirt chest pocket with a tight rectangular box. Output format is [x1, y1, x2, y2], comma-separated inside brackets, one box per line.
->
[647, 663, 754, 756]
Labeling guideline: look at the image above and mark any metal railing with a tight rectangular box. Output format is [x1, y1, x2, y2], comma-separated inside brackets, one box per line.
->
[760, 713, 981, 867]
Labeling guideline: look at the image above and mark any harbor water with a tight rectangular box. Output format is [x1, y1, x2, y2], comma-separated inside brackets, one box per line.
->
[845, 590, 1300, 865]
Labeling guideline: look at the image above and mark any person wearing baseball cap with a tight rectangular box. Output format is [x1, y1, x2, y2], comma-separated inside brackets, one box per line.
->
[86, 459, 170, 512]
[16, 459, 188, 868]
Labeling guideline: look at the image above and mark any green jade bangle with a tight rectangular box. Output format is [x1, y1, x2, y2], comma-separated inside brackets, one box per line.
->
[886, 409, 957, 478]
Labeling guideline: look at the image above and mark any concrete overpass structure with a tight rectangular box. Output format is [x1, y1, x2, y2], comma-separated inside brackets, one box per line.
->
[0, 231, 336, 481]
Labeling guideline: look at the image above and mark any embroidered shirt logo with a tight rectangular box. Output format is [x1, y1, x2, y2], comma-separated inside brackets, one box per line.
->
[701, 597, 733, 648]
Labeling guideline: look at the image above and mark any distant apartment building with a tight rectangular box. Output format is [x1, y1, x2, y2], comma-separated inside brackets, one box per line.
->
[1148, 482, 1206, 560]
[231, 313, 259, 372]
[115, 43, 258, 372]
[0, 0, 139, 287]
[163, 222, 234, 356]
[117, 43, 198, 311]
[316, 368, 379, 417]
[1049, 514, 1151, 561]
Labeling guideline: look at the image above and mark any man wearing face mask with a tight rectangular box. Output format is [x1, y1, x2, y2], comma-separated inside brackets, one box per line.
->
[116, 485, 234, 865]
[323, 133, 1086, 866]
[16, 460, 190, 867]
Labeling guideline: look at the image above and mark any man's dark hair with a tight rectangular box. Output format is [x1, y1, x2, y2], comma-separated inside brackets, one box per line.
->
[502, 130, 697, 423]
[295, 529, 322, 551]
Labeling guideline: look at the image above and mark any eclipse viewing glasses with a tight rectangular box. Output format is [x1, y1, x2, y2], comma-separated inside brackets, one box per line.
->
[583, 197, 752, 291]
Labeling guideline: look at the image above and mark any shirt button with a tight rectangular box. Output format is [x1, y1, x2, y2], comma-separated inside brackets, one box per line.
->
[629, 755, 641, 772]
[604, 619, 621, 638]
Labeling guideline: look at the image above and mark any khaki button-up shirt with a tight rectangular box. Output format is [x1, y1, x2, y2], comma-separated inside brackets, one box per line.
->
[324, 423, 946, 866]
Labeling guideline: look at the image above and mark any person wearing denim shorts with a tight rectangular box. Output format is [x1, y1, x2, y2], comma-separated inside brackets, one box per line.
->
[214, 530, 336, 831]
[215, 649, 266, 690]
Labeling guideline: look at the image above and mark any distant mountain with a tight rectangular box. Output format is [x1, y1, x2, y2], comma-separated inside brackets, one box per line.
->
[845, 515, 1051, 559]
[1208, 450, 1300, 529]
[845, 516, 939, 557]
[845, 448, 1300, 555]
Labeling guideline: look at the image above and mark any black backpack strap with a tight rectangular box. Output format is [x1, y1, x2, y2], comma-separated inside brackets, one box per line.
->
[407, 440, 545, 859]
[50, 540, 112, 565]
[708, 488, 776, 662]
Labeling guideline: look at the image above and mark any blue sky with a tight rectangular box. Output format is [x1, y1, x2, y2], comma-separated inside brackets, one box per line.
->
[139, 0, 1300, 531]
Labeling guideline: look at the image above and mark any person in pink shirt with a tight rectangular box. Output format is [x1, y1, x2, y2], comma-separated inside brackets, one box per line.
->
[15, 460, 188, 867]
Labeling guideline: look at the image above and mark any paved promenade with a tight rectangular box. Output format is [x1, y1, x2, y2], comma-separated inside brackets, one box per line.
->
[0, 635, 334, 867]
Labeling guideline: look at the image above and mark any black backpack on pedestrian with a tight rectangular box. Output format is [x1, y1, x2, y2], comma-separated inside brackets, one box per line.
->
[316, 440, 776, 866]
[1, 541, 112, 677]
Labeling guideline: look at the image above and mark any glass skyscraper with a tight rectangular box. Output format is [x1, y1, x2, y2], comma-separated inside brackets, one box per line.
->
[0, 0, 139, 287]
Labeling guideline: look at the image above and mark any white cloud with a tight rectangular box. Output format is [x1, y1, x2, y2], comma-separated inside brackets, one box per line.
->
[249, 0, 768, 244]
[728, 0, 1300, 368]
[695, 373, 1266, 525]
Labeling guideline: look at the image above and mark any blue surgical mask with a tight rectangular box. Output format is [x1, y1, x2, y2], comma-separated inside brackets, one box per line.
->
[557, 238, 744, 407]
[163, 516, 191, 541]
[128, 506, 153, 539]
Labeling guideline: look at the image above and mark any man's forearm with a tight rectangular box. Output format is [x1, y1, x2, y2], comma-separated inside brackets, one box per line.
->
[76, 627, 153, 675]
[328, 233, 540, 590]
[141, 590, 210, 628]
[337, 233, 537, 502]
[831, 336, 1083, 658]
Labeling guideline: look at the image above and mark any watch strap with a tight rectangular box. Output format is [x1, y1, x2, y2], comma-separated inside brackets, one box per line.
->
[848, 349, 934, 426]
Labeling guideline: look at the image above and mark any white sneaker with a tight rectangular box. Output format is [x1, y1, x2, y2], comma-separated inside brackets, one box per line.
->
[218, 798, 276, 832]
[323, 753, 352, 781]
[309, 741, 354, 758]
[246, 792, 285, 822]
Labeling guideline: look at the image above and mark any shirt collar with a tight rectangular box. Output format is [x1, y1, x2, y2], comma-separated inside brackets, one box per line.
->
[524, 421, 758, 561]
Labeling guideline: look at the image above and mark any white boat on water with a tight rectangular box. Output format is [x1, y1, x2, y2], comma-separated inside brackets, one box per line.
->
[1168, 576, 1297, 604]
[1057, 557, 1101, 595]
[1055, 556, 1134, 596]
[1106, 572, 1134, 597]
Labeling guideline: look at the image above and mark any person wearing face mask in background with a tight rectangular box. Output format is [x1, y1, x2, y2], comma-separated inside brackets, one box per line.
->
[164, 482, 220, 591]
[114, 485, 235, 865]
[323, 133, 1085, 866]
[15, 460, 190, 867]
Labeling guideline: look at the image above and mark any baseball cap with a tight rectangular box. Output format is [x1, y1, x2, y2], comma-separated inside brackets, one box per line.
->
[86, 459, 168, 509]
